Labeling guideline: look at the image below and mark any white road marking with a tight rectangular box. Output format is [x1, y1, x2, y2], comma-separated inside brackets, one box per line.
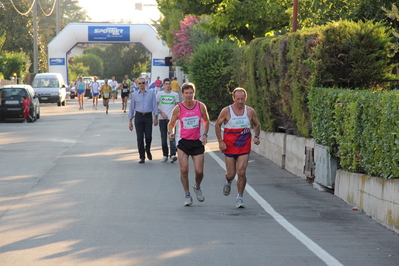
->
[205, 146, 344, 266]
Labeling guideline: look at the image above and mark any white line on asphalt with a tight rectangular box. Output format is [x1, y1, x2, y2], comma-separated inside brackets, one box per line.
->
[205, 146, 344, 266]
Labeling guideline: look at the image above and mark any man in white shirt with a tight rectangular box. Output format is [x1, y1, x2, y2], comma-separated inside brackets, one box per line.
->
[109, 76, 118, 103]
[156, 78, 180, 163]
[89, 76, 101, 109]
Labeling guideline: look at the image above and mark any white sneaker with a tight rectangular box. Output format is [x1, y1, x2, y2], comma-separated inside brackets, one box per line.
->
[193, 186, 205, 202]
[223, 181, 231, 196]
[160, 156, 168, 162]
[184, 195, 193, 206]
[170, 155, 177, 163]
[236, 197, 245, 208]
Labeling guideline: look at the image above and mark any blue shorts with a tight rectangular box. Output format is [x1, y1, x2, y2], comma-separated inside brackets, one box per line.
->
[77, 90, 84, 95]
[93, 92, 99, 96]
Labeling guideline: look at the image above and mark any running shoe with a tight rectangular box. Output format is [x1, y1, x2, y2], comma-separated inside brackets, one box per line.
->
[236, 197, 245, 208]
[184, 195, 193, 206]
[223, 181, 231, 196]
[160, 156, 168, 162]
[170, 155, 177, 163]
[193, 186, 205, 202]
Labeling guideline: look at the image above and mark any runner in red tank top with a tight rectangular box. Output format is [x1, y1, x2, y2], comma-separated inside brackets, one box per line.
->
[215, 88, 261, 208]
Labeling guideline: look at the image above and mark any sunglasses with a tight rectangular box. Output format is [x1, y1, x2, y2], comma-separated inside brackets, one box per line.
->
[138, 82, 145, 84]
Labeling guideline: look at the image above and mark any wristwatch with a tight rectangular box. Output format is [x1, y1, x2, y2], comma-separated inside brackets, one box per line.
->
[203, 134, 208, 137]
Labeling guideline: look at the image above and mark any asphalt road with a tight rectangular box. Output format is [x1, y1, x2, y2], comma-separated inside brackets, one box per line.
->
[0, 98, 398, 266]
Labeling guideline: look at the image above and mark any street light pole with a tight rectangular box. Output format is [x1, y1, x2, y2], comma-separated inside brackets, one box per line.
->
[292, 0, 298, 32]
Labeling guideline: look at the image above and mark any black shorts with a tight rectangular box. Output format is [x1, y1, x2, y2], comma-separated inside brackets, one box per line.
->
[121, 92, 129, 98]
[177, 139, 204, 156]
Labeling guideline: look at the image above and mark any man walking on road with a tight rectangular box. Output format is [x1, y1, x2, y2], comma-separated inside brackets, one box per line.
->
[157, 78, 179, 163]
[89, 76, 101, 110]
[128, 77, 159, 164]
[168, 83, 210, 206]
[214, 88, 261, 208]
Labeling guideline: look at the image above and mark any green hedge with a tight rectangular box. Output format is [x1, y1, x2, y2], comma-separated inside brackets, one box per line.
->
[188, 41, 238, 120]
[309, 87, 399, 179]
[231, 20, 394, 137]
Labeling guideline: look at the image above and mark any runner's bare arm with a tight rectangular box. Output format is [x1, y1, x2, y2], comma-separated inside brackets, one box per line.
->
[249, 107, 261, 145]
[168, 105, 180, 140]
[200, 102, 210, 145]
[215, 107, 228, 151]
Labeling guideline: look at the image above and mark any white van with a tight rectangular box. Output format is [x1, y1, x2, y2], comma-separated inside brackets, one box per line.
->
[32, 73, 67, 106]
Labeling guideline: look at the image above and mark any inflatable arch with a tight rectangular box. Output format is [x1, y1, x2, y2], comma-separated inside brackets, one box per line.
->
[48, 23, 170, 84]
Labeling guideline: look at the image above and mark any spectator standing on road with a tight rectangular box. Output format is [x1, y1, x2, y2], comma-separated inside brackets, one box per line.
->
[168, 82, 210, 206]
[131, 78, 137, 93]
[214, 88, 261, 208]
[109, 76, 118, 103]
[75, 77, 86, 110]
[120, 79, 130, 113]
[145, 75, 150, 90]
[156, 78, 179, 163]
[90, 76, 101, 110]
[154, 76, 163, 95]
[101, 78, 112, 114]
[21, 96, 32, 122]
[171, 77, 180, 94]
[128, 77, 159, 164]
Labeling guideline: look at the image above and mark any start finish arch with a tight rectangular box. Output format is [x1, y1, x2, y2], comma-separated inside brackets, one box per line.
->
[48, 23, 170, 84]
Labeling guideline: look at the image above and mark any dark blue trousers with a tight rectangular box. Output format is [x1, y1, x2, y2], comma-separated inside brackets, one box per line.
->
[134, 113, 153, 160]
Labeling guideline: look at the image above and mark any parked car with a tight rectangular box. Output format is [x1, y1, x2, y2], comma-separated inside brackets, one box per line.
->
[70, 83, 77, 99]
[32, 73, 67, 106]
[0, 85, 40, 122]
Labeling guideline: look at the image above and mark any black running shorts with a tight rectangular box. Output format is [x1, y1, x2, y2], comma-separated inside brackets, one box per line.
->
[177, 138, 204, 156]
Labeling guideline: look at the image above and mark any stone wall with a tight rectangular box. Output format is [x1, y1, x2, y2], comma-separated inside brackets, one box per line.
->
[251, 130, 399, 232]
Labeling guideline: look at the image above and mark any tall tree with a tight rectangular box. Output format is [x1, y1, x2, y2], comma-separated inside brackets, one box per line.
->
[157, 0, 291, 44]
[74, 53, 103, 77]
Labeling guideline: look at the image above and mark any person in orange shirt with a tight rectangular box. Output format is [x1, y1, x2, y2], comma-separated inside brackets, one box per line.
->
[171, 77, 180, 93]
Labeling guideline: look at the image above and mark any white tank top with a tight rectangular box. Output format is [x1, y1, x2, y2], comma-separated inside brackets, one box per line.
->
[224, 105, 251, 129]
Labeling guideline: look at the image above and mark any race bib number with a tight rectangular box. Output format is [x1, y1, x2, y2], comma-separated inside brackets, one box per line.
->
[123, 89, 128, 92]
[182, 116, 199, 129]
[235, 118, 247, 128]
[104, 93, 109, 97]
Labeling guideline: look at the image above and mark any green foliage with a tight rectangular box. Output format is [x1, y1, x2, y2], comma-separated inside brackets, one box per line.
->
[309, 87, 399, 179]
[232, 33, 314, 136]
[230, 20, 395, 137]
[0, 0, 88, 74]
[309, 20, 395, 88]
[188, 41, 238, 120]
[77, 44, 149, 80]
[73, 53, 103, 77]
[156, 0, 184, 49]
[0, 51, 30, 82]
[68, 63, 89, 83]
[157, 0, 291, 44]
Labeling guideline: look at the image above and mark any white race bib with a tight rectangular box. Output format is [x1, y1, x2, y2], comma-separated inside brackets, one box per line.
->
[182, 116, 199, 129]
[104, 93, 109, 97]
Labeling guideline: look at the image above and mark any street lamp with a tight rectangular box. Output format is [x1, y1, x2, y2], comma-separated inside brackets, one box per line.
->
[13, 73, 18, 84]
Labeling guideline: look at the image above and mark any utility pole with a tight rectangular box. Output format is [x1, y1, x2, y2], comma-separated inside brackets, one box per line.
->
[56, 0, 60, 34]
[33, 0, 38, 74]
[292, 0, 298, 32]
